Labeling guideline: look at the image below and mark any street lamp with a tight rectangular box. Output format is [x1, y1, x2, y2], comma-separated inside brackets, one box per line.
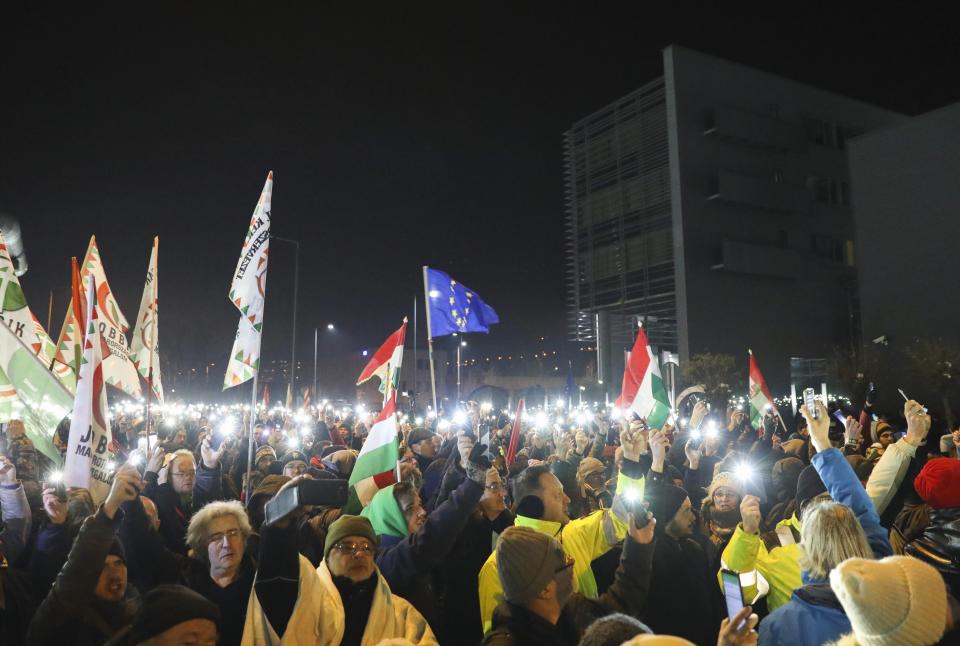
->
[314, 323, 337, 401]
[327, 323, 335, 331]
[457, 340, 467, 402]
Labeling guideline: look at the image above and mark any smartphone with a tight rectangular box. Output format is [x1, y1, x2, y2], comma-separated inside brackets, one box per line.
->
[632, 500, 650, 529]
[263, 478, 349, 526]
[803, 388, 818, 419]
[721, 569, 746, 628]
[833, 410, 847, 425]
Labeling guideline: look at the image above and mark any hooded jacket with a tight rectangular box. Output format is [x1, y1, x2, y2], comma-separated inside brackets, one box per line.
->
[751, 448, 892, 645]
[362, 476, 484, 630]
[143, 460, 223, 554]
[723, 447, 890, 612]
[478, 464, 645, 633]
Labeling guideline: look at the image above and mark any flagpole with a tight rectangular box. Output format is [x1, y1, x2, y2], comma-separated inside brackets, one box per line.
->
[244, 346, 262, 504]
[412, 295, 417, 410]
[422, 267, 439, 415]
[145, 237, 158, 454]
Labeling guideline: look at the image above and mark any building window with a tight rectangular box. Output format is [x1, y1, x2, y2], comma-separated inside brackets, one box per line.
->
[807, 176, 849, 207]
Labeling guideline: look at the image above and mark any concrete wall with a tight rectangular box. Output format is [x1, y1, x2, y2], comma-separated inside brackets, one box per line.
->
[849, 102, 960, 347]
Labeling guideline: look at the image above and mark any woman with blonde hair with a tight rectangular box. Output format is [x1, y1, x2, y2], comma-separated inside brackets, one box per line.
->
[755, 401, 893, 646]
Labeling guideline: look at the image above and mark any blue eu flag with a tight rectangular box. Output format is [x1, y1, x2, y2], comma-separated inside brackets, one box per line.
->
[424, 267, 500, 338]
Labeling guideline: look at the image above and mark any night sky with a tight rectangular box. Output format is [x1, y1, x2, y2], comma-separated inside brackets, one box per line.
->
[3, 4, 958, 386]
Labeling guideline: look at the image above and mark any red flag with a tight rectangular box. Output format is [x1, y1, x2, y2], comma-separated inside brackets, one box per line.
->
[262, 384, 269, 409]
[506, 399, 525, 466]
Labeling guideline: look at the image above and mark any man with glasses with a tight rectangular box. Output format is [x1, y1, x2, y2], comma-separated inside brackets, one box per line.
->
[482, 509, 655, 646]
[242, 515, 439, 645]
[143, 439, 225, 554]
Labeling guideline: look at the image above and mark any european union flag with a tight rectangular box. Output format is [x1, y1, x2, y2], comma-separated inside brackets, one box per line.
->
[424, 267, 500, 338]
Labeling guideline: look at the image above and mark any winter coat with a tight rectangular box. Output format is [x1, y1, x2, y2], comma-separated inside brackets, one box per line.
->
[118, 496, 257, 646]
[478, 464, 645, 633]
[758, 581, 850, 646]
[435, 508, 514, 646]
[724, 447, 891, 612]
[362, 476, 484, 631]
[26, 507, 139, 646]
[906, 506, 960, 594]
[644, 480, 724, 644]
[142, 460, 223, 554]
[0, 483, 35, 646]
[482, 537, 655, 646]
[755, 447, 892, 645]
[241, 555, 438, 645]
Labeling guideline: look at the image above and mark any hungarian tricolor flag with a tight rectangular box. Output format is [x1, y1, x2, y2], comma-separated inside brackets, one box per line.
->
[748, 349, 777, 429]
[357, 319, 407, 405]
[621, 324, 671, 428]
[350, 396, 400, 506]
[506, 399, 525, 466]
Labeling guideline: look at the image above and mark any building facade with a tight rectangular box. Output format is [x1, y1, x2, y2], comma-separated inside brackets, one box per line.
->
[566, 45, 904, 392]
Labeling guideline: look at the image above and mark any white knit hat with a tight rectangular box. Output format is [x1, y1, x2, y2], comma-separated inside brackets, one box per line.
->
[829, 556, 947, 646]
[707, 470, 745, 500]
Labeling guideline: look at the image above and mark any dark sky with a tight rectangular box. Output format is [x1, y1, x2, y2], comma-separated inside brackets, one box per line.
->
[2, 4, 958, 377]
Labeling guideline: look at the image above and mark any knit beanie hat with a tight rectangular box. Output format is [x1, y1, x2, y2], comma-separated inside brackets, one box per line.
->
[914, 458, 960, 509]
[830, 555, 946, 646]
[281, 450, 308, 467]
[795, 464, 827, 518]
[577, 457, 605, 481]
[128, 584, 220, 643]
[255, 445, 277, 463]
[323, 515, 379, 559]
[707, 471, 745, 501]
[648, 484, 688, 529]
[579, 612, 652, 646]
[771, 457, 805, 500]
[496, 526, 565, 604]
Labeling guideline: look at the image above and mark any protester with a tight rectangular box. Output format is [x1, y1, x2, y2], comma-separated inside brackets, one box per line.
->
[0, 457, 35, 646]
[143, 439, 225, 554]
[827, 555, 953, 646]
[481, 507, 655, 645]
[105, 584, 220, 646]
[905, 456, 960, 593]
[407, 428, 438, 474]
[477, 421, 647, 633]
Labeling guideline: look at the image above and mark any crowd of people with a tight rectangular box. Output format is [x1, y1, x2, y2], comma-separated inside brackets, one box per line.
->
[0, 383, 958, 645]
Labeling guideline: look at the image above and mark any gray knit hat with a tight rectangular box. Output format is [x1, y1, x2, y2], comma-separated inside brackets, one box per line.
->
[496, 526, 565, 604]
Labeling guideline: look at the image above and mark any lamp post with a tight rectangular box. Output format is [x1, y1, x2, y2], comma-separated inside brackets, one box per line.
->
[271, 236, 300, 401]
[314, 323, 335, 401]
[457, 339, 467, 403]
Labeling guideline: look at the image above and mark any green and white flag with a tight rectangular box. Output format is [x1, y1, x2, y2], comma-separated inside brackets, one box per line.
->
[224, 171, 272, 389]
[130, 237, 163, 403]
[0, 313, 74, 466]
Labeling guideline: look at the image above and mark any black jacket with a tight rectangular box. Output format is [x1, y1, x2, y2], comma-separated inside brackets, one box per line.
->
[26, 507, 139, 646]
[906, 506, 960, 595]
[435, 507, 514, 646]
[143, 461, 223, 554]
[375, 476, 484, 631]
[482, 537, 655, 646]
[119, 496, 257, 645]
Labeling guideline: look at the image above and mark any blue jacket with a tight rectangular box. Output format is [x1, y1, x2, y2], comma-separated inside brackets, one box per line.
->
[758, 448, 892, 646]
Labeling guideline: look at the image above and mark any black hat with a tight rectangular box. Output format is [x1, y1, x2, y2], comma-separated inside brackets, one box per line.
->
[795, 464, 828, 518]
[647, 484, 688, 529]
[108, 537, 126, 564]
[407, 428, 435, 447]
[128, 584, 220, 643]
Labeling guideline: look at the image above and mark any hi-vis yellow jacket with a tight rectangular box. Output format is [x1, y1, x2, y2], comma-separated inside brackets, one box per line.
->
[721, 515, 803, 612]
[477, 470, 644, 633]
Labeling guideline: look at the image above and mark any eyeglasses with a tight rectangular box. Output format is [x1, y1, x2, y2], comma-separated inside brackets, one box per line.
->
[172, 470, 196, 478]
[207, 528, 242, 545]
[484, 483, 505, 492]
[555, 556, 575, 574]
[334, 541, 375, 556]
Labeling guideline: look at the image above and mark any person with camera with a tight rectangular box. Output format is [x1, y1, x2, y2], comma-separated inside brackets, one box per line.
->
[143, 437, 225, 554]
[477, 420, 647, 633]
[26, 461, 142, 645]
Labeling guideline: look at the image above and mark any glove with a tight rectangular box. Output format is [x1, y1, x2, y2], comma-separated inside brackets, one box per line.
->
[464, 442, 492, 484]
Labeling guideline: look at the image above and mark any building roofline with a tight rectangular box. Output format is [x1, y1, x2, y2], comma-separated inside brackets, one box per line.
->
[847, 99, 960, 148]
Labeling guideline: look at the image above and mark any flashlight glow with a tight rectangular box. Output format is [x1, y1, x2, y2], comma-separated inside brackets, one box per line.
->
[453, 410, 468, 426]
[690, 429, 702, 441]
[735, 462, 754, 481]
[610, 407, 622, 420]
[535, 411, 548, 429]
[438, 419, 451, 431]
[49, 471, 63, 484]
[128, 453, 143, 467]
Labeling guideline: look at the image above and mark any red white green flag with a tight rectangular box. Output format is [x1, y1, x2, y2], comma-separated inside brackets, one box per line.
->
[622, 324, 671, 429]
[748, 349, 777, 429]
[350, 396, 399, 506]
[356, 319, 407, 405]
